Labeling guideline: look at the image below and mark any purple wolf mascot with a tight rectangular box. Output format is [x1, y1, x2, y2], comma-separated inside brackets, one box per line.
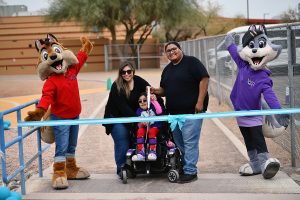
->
[225, 25, 290, 179]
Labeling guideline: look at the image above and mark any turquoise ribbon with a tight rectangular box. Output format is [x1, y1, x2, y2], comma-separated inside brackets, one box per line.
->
[18, 108, 300, 128]
[168, 115, 186, 131]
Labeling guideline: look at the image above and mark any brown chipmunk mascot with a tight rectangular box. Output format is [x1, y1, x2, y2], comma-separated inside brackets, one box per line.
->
[25, 33, 93, 189]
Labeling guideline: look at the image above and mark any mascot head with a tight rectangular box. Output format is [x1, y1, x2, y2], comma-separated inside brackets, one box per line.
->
[238, 25, 282, 70]
[35, 33, 79, 81]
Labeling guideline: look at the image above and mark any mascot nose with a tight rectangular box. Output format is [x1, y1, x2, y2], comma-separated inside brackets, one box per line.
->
[252, 49, 257, 53]
[50, 54, 57, 60]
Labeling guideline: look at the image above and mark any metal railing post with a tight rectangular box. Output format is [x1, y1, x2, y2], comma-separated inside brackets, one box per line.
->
[214, 38, 221, 104]
[287, 25, 297, 167]
[104, 45, 109, 72]
[17, 110, 26, 195]
[36, 103, 43, 178]
[0, 112, 8, 184]
[137, 44, 141, 70]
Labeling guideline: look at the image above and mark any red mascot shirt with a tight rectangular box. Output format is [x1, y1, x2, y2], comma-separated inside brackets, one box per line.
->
[38, 51, 87, 119]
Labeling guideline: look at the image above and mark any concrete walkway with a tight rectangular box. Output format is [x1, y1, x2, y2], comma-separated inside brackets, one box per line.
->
[1, 70, 299, 200]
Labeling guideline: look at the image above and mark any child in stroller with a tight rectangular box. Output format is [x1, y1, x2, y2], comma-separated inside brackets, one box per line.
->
[131, 92, 163, 161]
[120, 88, 182, 184]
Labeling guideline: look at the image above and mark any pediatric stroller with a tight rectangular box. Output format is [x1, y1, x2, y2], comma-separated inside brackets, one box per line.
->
[120, 88, 182, 184]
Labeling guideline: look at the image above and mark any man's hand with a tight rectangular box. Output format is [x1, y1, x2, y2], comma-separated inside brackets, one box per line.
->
[150, 87, 164, 97]
[24, 108, 46, 121]
[195, 102, 203, 113]
[150, 94, 157, 101]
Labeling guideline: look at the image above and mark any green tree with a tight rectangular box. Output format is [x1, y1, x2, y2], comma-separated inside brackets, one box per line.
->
[159, 0, 200, 41]
[46, 0, 198, 67]
[156, 0, 221, 41]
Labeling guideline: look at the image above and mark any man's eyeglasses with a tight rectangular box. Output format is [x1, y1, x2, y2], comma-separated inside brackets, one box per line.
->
[121, 69, 133, 75]
[166, 47, 178, 54]
[138, 99, 147, 103]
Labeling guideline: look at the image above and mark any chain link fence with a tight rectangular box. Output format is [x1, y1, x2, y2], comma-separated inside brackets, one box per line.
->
[104, 43, 167, 71]
[104, 22, 300, 166]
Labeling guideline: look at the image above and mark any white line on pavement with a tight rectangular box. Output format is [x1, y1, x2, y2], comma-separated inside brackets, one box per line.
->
[207, 109, 249, 160]
[78, 93, 109, 139]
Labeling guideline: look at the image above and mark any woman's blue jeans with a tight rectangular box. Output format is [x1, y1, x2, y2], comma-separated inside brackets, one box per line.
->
[172, 119, 203, 175]
[111, 123, 130, 174]
[50, 114, 79, 163]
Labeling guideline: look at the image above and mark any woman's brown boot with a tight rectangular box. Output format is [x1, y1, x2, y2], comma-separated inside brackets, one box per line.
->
[52, 162, 68, 189]
[66, 157, 90, 180]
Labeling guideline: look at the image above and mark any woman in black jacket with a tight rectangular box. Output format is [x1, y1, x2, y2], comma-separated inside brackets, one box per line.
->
[103, 61, 150, 177]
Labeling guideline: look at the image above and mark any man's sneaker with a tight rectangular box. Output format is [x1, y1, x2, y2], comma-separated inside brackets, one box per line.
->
[177, 174, 197, 184]
[132, 151, 145, 161]
[147, 151, 157, 161]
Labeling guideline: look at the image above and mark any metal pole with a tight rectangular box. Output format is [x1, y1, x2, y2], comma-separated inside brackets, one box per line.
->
[104, 45, 109, 72]
[36, 103, 43, 178]
[203, 39, 209, 74]
[137, 44, 141, 70]
[17, 110, 26, 195]
[287, 25, 296, 167]
[0, 113, 8, 185]
[214, 38, 221, 104]
[193, 40, 199, 58]
[247, 0, 249, 23]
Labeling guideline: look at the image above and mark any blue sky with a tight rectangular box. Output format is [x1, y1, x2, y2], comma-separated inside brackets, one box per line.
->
[5, 0, 300, 19]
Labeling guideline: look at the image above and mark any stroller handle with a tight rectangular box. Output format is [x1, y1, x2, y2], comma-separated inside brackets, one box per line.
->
[147, 86, 151, 110]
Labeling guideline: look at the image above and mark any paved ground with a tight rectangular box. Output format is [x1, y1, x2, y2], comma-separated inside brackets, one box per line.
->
[1, 69, 300, 199]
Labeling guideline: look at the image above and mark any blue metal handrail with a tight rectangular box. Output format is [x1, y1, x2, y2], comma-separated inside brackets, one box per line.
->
[1, 98, 300, 196]
[0, 99, 51, 195]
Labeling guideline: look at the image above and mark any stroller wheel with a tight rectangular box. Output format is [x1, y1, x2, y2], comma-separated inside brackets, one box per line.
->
[122, 169, 128, 184]
[167, 169, 179, 183]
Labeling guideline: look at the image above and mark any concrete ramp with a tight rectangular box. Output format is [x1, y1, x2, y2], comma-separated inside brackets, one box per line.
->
[23, 172, 300, 200]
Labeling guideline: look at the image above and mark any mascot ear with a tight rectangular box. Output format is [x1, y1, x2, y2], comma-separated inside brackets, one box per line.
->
[248, 25, 257, 32]
[35, 39, 43, 52]
[47, 33, 58, 43]
[258, 25, 267, 35]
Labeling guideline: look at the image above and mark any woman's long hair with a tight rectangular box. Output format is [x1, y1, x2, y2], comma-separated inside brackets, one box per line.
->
[115, 61, 135, 99]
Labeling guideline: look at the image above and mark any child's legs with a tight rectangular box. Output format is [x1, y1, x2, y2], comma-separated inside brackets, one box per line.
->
[148, 127, 159, 151]
[137, 127, 146, 152]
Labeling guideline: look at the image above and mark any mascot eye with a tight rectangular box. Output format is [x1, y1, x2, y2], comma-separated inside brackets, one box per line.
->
[248, 41, 255, 48]
[52, 44, 63, 54]
[258, 40, 266, 48]
[53, 46, 62, 53]
[41, 50, 48, 61]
